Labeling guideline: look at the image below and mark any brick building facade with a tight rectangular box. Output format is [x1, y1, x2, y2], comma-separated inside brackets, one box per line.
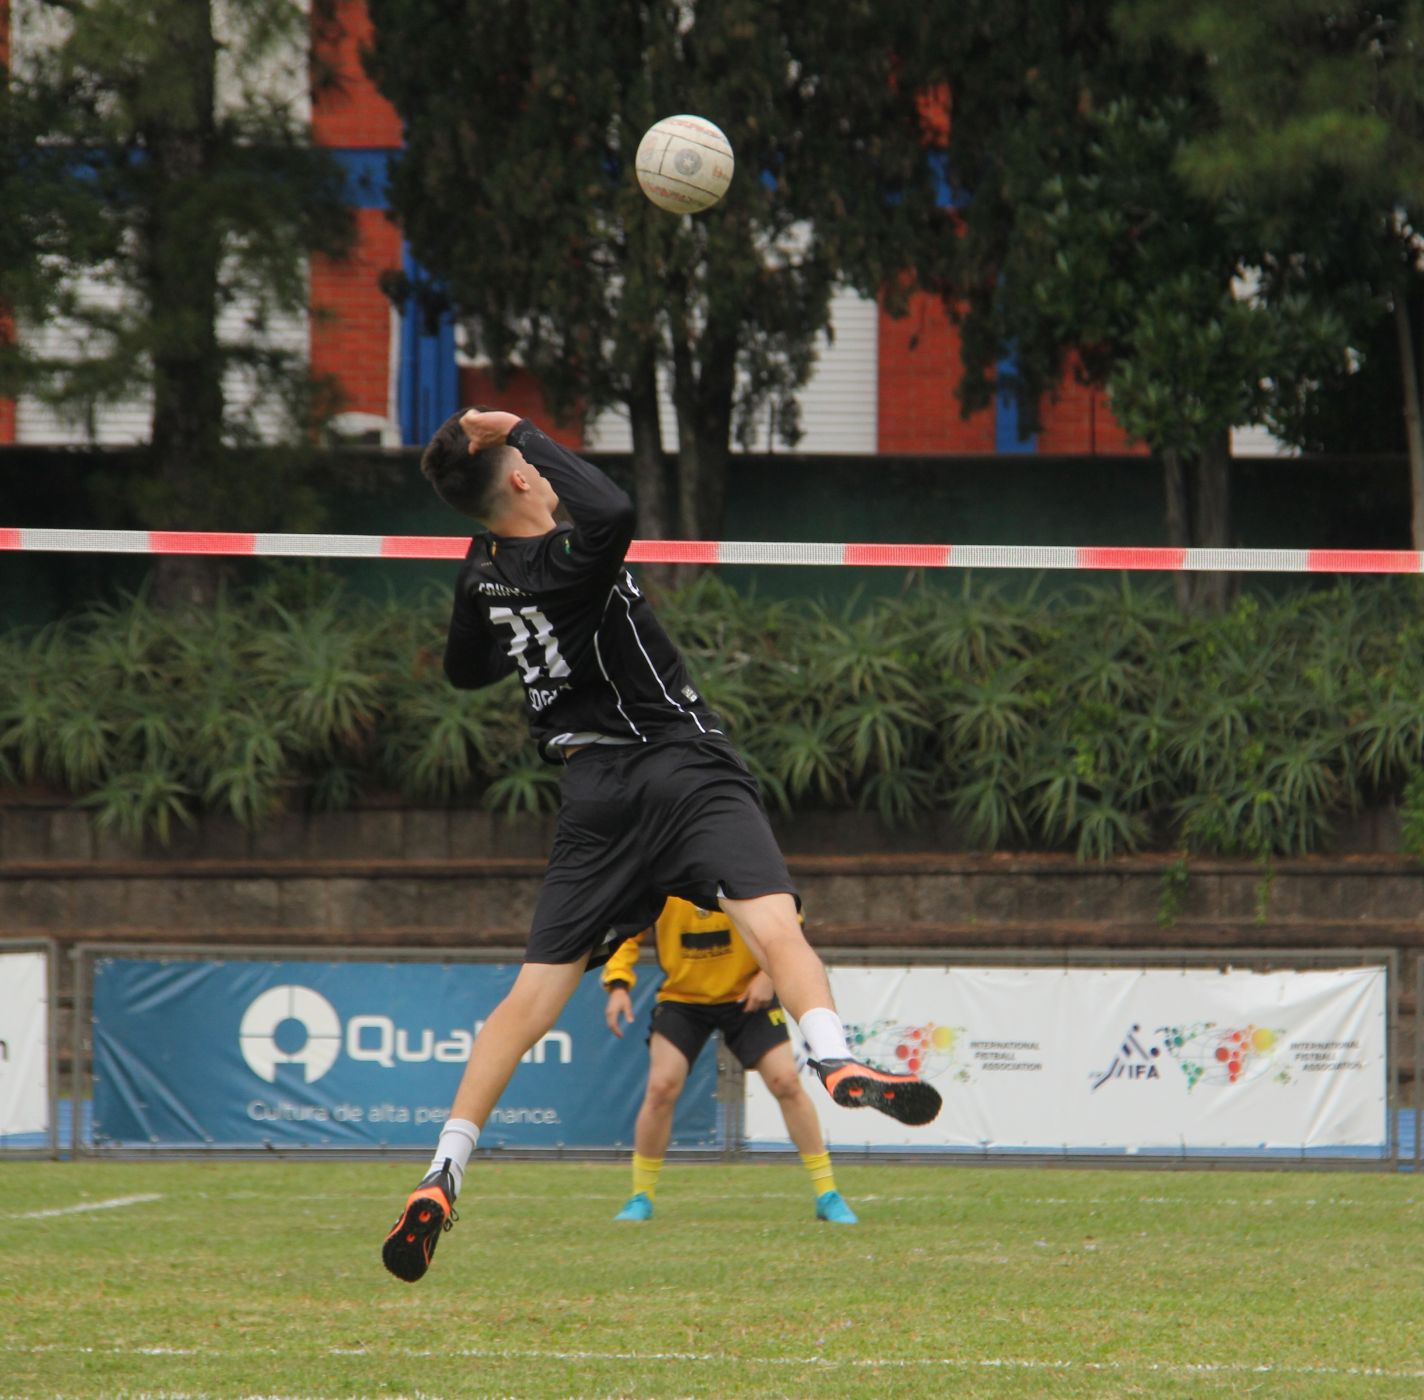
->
[0, 0, 1146, 461]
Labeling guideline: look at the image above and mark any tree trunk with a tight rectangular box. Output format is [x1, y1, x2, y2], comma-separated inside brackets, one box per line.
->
[670, 322, 737, 543]
[1191, 429, 1232, 614]
[626, 356, 674, 591]
[1163, 435, 1231, 614]
[1394, 296, 1424, 548]
[1162, 446, 1191, 612]
[670, 336, 702, 539]
[144, 0, 225, 609]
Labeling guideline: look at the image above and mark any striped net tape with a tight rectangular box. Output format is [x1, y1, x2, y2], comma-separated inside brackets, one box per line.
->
[0, 528, 1420, 573]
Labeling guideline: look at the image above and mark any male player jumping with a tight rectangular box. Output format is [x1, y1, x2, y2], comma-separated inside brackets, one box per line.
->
[381, 409, 939, 1283]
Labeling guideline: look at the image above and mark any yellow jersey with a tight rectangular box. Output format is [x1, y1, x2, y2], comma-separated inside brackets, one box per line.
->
[600, 896, 763, 1006]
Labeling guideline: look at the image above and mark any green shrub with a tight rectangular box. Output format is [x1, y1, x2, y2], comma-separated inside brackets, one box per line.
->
[3, 569, 1423, 857]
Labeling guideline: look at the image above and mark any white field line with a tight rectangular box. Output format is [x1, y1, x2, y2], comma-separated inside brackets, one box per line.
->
[0, 1390, 467, 1400]
[6, 1192, 162, 1220]
[8, 1342, 1424, 1384]
[213, 1188, 1411, 1209]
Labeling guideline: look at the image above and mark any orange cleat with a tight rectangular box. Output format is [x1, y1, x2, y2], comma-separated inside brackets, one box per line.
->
[381, 1164, 458, 1283]
[809, 1057, 942, 1126]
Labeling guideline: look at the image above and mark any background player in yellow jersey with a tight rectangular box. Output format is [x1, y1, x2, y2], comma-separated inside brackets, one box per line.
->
[603, 896, 858, 1224]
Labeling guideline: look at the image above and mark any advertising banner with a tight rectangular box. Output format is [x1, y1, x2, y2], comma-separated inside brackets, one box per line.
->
[745, 965, 1388, 1153]
[0, 950, 50, 1140]
[92, 958, 716, 1151]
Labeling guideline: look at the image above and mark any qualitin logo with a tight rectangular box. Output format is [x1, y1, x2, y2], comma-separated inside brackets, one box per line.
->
[236, 985, 572, 1084]
[239, 985, 343, 1084]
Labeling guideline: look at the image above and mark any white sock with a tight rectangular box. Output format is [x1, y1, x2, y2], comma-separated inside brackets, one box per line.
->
[429, 1118, 480, 1197]
[799, 1007, 852, 1063]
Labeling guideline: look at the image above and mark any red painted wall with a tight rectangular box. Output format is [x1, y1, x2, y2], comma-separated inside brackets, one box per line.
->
[310, 2, 403, 423]
[877, 293, 996, 453]
[1037, 359, 1149, 456]
[878, 294, 1147, 456]
[311, 0, 402, 148]
[310, 209, 401, 419]
[458, 368, 585, 449]
[0, 315, 15, 444]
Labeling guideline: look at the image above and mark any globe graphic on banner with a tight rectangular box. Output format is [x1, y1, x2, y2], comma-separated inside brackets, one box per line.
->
[1160, 1021, 1285, 1090]
[842, 1018, 962, 1079]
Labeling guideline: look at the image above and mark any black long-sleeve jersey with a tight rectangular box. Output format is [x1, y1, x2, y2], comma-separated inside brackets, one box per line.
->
[442, 420, 723, 758]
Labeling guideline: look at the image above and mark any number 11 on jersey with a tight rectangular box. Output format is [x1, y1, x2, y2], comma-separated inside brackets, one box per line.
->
[488, 605, 571, 685]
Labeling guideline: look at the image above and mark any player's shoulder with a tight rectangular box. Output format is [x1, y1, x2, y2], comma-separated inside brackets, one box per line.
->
[471, 531, 568, 589]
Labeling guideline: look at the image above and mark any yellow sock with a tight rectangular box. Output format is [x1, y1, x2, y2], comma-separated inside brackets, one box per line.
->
[631, 1152, 664, 1200]
[801, 1150, 836, 1197]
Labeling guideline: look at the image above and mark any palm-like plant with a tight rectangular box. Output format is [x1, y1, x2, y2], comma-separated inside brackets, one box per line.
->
[5, 569, 1424, 856]
[80, 766, 193, 847]
[481, 745, 561, 818]
[950, 750, 1029, 851]
[382, 681, 517, 803]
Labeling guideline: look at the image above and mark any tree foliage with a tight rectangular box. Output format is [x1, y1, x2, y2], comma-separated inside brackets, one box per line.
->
[932, 2, 1357, 608]
[0, 0, 353, 597]
[8, 569, 1424, 862]
[363, 0, 955, 543]
[1120, 0, 1424, 544]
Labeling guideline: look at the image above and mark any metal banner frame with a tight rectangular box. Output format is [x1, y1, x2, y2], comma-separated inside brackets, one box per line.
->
[69, 940, 728, 1162]
[0, 939, 59, 1159]
[730, 946, 1406, 1171]
[69, 941, 1407, 1169]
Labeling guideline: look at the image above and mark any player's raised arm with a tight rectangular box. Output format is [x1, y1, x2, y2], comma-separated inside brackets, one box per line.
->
[430, 408, 636, 575]
[499, 417, 636, 568]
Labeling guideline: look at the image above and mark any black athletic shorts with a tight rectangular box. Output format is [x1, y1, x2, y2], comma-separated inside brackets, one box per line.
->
[649, 996, 791, 1070]
[524, 733, 798, 969]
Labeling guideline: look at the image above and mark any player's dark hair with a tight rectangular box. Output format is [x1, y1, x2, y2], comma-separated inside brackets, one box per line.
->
[420, 408, 512, 522]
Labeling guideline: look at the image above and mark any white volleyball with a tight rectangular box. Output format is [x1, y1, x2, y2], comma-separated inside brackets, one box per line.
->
[635, 114, 735, 214]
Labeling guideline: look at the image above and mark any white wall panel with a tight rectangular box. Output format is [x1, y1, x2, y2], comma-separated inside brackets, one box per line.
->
[584, 287, 878, 455]
[1231, 424, 1298, 458]
[17, 270, 309, 447]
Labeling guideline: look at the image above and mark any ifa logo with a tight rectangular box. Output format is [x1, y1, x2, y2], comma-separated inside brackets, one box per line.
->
[1090, 1023, 1163, 1091]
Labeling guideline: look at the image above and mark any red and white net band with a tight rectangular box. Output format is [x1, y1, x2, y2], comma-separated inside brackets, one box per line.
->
[0, 528, 1420, 573]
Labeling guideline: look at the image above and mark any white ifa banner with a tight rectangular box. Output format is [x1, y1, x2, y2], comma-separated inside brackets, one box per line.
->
[0, 951, 50, 1138]
[746, 965, 1387, 1151]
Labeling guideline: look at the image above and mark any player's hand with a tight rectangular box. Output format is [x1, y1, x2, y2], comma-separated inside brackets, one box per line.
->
[605, 986, 634, 1037]
[459, 408, 520, 451]
[738, 972, 775, 1012]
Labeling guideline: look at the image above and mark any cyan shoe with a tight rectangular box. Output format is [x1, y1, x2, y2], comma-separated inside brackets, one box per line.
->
[815, 1189, 859, 1224]
[614, 1191, 654, 1222]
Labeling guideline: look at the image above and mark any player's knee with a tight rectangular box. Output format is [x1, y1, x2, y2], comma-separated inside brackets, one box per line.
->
[645, 1074, 683, 1110]
[764, 1068, 803, 1101]
[492, 986, 563, 1044]
[747, 916, 807, 958]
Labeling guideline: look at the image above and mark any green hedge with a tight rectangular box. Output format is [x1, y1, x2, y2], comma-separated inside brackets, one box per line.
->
[3, 568, 1424, 858]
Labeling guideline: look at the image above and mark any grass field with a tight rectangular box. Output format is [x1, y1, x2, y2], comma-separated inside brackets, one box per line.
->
[3, 1159, 1423, 1399]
